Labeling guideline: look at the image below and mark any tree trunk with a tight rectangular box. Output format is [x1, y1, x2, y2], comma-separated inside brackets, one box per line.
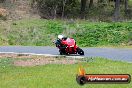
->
[114, 0, 120, 21]
[54, 5, 57, 19]
[80, 0, 87, 19]
[62, 0, 66, 19]
[124, 0, 128, 14]
[89, 0, 93, 8]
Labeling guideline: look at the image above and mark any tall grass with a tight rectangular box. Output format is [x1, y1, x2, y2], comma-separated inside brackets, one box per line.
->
[0, 19, 132, 47]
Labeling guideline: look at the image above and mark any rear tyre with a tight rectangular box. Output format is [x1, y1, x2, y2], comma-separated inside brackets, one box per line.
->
[59, 51, 63, 55]
[77, 48, 84, 55]
[59, 49, 66, 55]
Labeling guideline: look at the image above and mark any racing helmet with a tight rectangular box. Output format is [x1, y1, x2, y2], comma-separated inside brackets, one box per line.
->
[58, 35, 64, 40]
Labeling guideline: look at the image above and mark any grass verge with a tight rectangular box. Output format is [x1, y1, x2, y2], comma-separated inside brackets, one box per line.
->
[0, 56, 132, 88]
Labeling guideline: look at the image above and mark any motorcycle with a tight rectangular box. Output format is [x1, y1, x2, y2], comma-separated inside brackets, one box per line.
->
[54, 37, 84, 55]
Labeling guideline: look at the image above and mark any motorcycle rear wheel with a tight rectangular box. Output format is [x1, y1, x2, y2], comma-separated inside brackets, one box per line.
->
[59, 49, 66, 55]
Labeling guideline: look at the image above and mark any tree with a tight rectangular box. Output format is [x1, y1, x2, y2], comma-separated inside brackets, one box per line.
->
[33, 0, 79, 19]
[89, 0, 93, 8]
[34, 0, 62, 19]
[62, 0, 66, 19]
[80, 0, 87, 19]
[0, 0, 5, 3]
[114, 0, 120, 21]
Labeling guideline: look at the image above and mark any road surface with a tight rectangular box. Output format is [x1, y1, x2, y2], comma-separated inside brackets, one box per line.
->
[0, 46, 132, 62]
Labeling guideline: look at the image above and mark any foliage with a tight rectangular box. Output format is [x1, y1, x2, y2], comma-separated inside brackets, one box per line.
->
[0, 15, 7, 20]
[30, 0, 132, 21]
[31, 0, 80, 19]
[73, 22, 132, 46]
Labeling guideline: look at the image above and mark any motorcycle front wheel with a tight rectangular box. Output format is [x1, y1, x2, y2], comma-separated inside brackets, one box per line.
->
[77, 47, 84, 55]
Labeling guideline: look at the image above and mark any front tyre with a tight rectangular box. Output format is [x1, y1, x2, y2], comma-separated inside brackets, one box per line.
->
[77, 48, 84, 55]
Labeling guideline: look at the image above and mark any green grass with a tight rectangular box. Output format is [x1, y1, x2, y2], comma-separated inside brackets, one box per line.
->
[0, 57, 132, 88]
[0, 19, 132, 47]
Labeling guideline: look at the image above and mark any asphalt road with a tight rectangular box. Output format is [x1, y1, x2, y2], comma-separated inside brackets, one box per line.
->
[0, 46, 132, 62]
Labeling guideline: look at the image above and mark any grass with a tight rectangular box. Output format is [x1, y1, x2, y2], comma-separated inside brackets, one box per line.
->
[0, 57, 132, 88]
[0, 19, 132, 47]
[91, 45, 132, 48]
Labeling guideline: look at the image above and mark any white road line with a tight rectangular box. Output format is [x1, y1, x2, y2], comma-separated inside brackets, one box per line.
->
[0, 52, 84, 58]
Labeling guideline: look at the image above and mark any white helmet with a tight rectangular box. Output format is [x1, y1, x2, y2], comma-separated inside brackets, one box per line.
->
[58, 35, 64, 40]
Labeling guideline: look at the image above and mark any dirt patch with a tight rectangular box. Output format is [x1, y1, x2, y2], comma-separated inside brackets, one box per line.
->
[0, 53, 78, 67]
[14, 58, 76, 67]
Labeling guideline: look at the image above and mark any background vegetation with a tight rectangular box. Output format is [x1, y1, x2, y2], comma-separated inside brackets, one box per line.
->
[31, 0, 132, 21]
[0, 0, 132, 21]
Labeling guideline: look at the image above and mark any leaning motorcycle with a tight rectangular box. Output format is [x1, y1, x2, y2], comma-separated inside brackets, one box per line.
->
[54, 38, 84, 55]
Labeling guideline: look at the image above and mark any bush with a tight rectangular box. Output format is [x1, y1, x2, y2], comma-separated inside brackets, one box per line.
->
[73, 22, 132, 47]
[0, 14, 7, 20]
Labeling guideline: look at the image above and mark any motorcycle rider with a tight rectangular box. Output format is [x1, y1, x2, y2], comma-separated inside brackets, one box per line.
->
[55, 34, 67, 50]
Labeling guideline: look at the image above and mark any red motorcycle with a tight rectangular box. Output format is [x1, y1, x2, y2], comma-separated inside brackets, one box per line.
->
[54, 38, 84, 55]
